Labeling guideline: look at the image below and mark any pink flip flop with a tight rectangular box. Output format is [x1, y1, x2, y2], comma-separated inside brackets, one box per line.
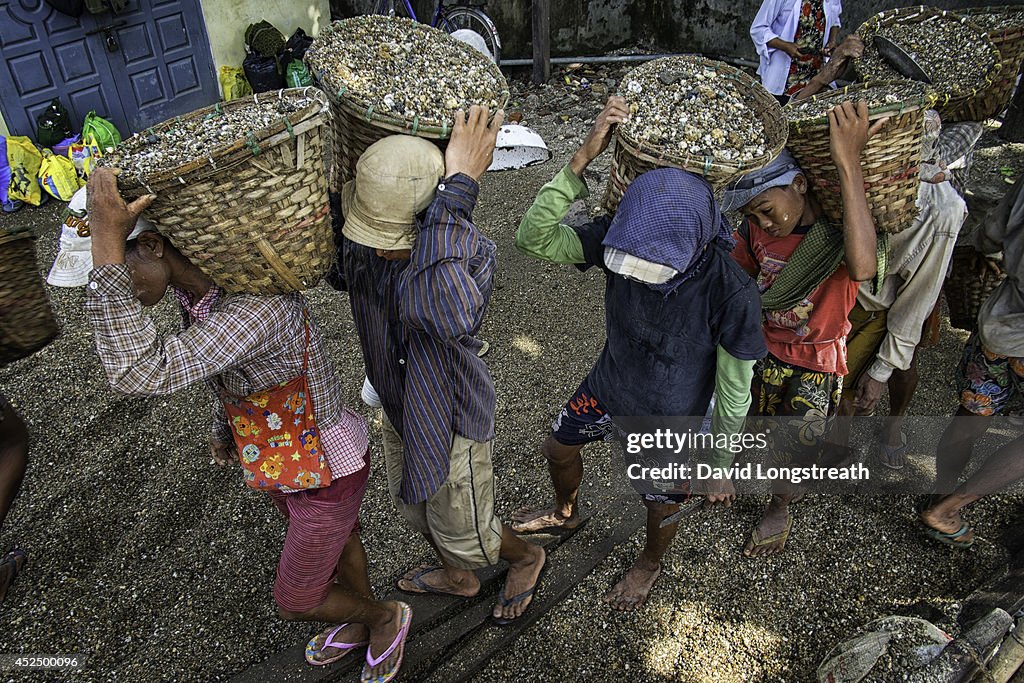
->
[304, 622, 370, 666]
[360, 602, 413, 683]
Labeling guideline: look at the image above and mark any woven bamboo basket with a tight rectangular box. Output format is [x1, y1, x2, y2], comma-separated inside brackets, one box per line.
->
[601, 56, 788, 214]
[948, 6, 1024, 121]
[944, 245, 1006, 331]
[305, 16, 509, 188]
[108, 88, 333, 295]
[855, 6, 1001, 123]
[784, 81, 937, 234]
[0, 231, 59, 366]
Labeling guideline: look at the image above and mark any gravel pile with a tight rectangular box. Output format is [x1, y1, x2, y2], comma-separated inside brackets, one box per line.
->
[0, 63, 1021, 682]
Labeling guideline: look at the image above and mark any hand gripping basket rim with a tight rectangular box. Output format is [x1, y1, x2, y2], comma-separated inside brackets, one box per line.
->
[614, 55, 788, 185]
[854, 6, 1003, 111]
[109, 87, 330, 196]
[306, 18, 510, 139]
[784, 80, 939, 134]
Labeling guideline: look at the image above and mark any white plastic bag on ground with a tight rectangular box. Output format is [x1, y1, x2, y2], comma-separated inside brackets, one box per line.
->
[818, 616, 951, 683]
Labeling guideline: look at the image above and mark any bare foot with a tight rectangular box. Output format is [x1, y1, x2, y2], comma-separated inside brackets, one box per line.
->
[305, 622, 369, 665]
[396, 564, 479, 597]
[602, 558, 662, 611]
[493, 544, 546, 622]
[510, 505, 581, 533]
[743, 506, 792, 558]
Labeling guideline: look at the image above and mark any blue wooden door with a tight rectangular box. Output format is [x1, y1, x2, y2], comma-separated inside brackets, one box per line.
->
[100, 0, 220, 132]
[0, 0, 218, 138]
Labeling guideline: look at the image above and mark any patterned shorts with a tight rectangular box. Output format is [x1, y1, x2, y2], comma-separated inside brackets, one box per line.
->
[550, 378, 616, 446]
[551, 379, 701, 504]
[957, 333, 1024, 416]
[752, 355, 843, 466]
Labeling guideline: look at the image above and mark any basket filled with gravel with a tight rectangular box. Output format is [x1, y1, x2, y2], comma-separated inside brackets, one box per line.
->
[784, 80, 937, 234]
[854, 6, 1002, 123]
[100, 87, 333, 295]
[951, 6, 1024, 121]
[601, 55, 787, 214]
[305, 15, 509, 187]
[0, 229, 59, 366]
[944, 245, 1006, 331]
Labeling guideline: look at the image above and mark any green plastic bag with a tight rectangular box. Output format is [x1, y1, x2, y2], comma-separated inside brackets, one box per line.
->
[285, 60, 312, 88]
[81, 111, 121, 153]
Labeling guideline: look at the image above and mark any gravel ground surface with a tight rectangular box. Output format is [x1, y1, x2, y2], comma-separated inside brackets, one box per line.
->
[1, 63, 1022, 682]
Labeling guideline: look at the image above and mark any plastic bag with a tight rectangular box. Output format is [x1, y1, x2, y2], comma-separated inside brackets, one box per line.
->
[39, 149, 83, 201]
[243, 52, 284, 93]
[285, 60, 312, 88]
[81, 111, 121, 153]
[45, 0, 84, 16]
[0, 137, 10, 205]
[218, 65, 253, 101]
[279, 27, 313, 65]
[818, 616, 950, 683]
[245, 21, 285, 58]
[6, 136, 43, 206]
[68, 135, 101, 178]
[52, 134, 79, 158]
[36, 99, 73, 148]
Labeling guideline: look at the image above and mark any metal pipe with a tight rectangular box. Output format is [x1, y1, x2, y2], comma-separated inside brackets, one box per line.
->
[500, 54, 760, 69]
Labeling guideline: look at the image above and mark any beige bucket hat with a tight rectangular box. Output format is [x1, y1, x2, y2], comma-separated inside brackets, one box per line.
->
[342, 135, 445, 251]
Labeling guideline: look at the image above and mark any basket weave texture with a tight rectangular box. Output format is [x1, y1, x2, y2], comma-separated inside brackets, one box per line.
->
[113, 89, 334, 295]
[601, 56, 787, 214]
[948, 6, 1024, 121]
[305, 17, 509, 187]
[784, 81, 936, 234]
[0, 231, 59, 366]
[854, 6, 1002, 123]
[944, 245, 1006, 331]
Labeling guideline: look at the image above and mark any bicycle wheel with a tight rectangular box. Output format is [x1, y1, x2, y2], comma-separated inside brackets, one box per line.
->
[441, 6, 502, 65]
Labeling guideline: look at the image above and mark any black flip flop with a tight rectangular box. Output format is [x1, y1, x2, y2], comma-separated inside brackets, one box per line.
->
[492, 560, 547, 626]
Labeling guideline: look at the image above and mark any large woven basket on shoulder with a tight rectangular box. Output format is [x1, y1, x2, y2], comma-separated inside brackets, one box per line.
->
[108, 88, 333, 295]
[854, 6, 1002, 123]
[944, 245, 1006, 331]
[601, 56, 787, 214]
[784, 81, 937, 234]
[949, 6, 1024, 122]
[0, 230, 59, 366]
[305, 16, 509, 188]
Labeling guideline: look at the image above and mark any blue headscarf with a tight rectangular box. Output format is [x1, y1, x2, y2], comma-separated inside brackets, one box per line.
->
[602, 168, 735, 295]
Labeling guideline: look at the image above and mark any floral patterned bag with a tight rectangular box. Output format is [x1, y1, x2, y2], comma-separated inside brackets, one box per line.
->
[220, 315, 332, 492]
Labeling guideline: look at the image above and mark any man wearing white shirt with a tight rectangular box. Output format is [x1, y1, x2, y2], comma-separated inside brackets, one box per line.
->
[750, 0, 842, 102]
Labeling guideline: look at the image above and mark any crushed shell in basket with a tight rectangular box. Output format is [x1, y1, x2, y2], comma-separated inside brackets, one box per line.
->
[618, 61, 769, 163]
[305, 15, 504, 127]
[99, 94, 317, 182]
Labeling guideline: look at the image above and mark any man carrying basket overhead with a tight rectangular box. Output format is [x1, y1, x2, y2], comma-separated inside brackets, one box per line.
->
[83, 169, 410, 683]
[332, 106, 547, 626]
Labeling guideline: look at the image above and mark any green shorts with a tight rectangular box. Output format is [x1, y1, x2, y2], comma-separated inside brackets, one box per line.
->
[381, 415, 502, 570]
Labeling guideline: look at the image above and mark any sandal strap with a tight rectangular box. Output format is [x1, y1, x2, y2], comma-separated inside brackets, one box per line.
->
[366, 605, 411, 668]
[323, 623, 364, 650]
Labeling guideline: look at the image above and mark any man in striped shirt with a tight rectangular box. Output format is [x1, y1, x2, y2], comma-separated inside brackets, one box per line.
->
[335, 107, 546, 624]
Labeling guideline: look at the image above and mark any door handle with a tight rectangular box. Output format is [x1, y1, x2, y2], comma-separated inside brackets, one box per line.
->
[86, 20, 126, 51]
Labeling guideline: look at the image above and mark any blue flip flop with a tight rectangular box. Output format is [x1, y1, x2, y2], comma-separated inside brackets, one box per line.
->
[921, 521, 974, 548]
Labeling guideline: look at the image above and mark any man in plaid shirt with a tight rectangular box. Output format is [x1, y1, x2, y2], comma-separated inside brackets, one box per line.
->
[84, 169, 411, 681]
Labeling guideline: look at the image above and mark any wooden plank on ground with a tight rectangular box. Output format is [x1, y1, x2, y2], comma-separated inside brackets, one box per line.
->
[230, 517, 590, 683]
[422, 504, 647, 683]
[961, 547, 1024, 627]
